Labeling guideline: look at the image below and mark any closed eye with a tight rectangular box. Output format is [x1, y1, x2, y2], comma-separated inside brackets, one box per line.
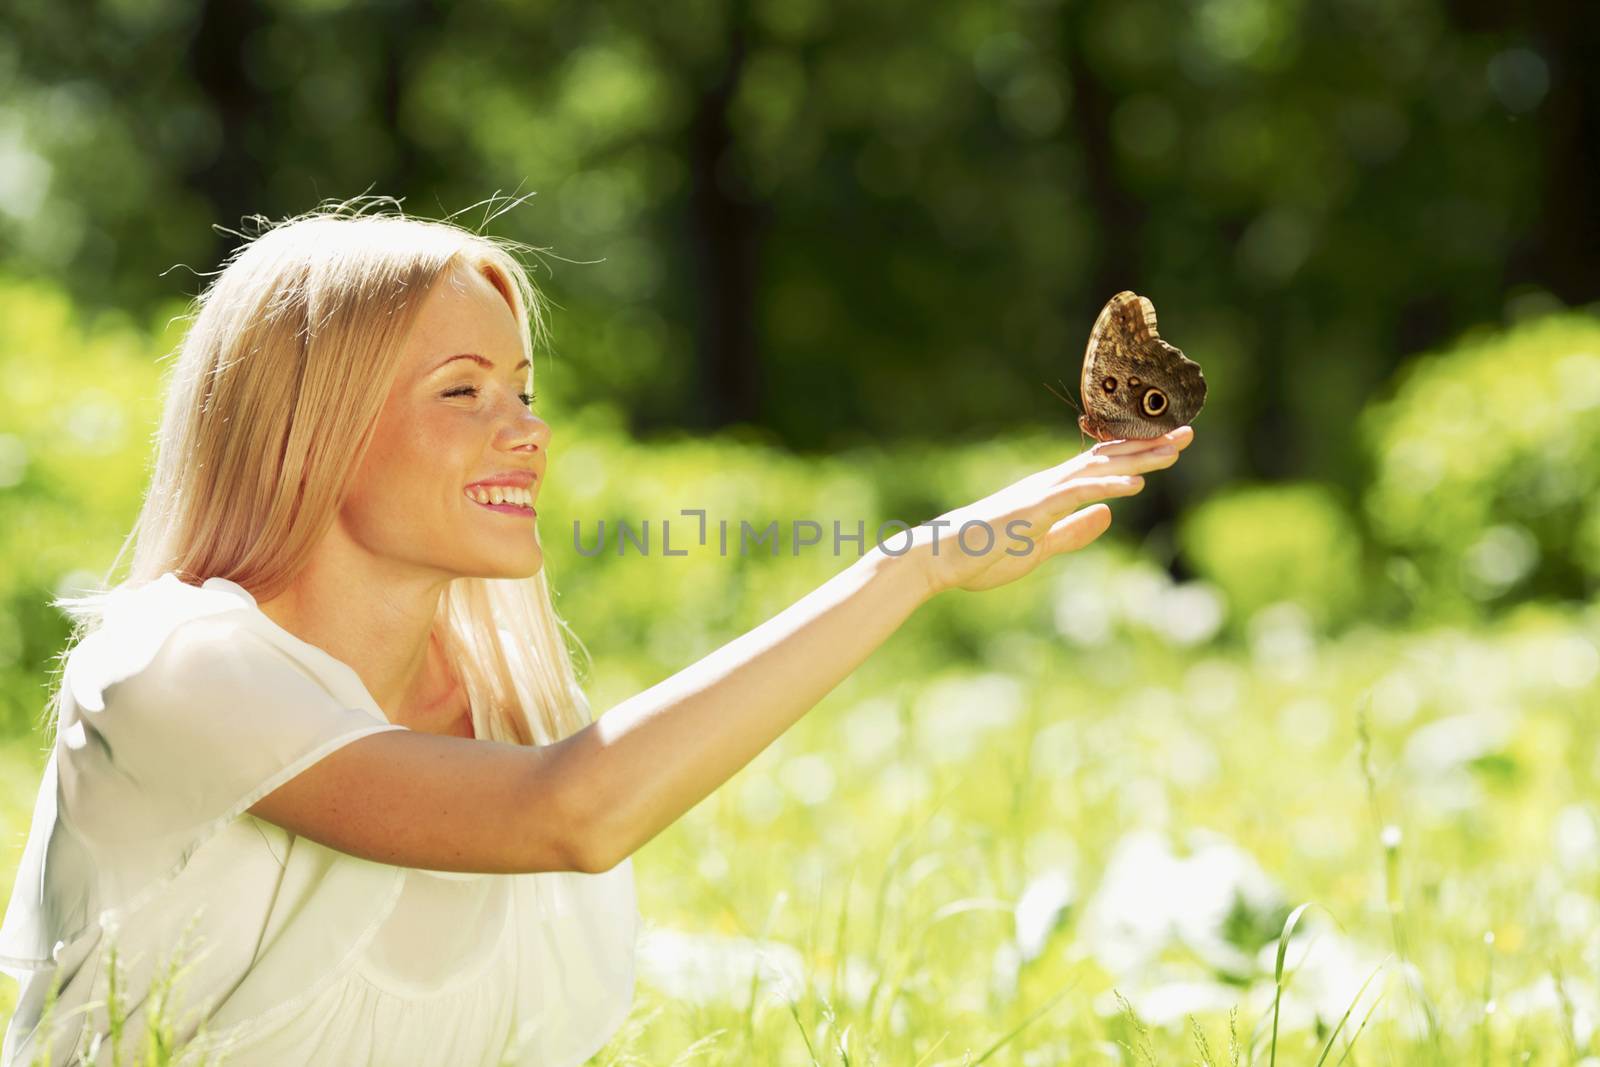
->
[444, 385, 537, 407]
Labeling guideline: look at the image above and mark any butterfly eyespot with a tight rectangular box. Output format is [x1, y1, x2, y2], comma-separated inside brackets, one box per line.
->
[1101, 376, 1117, 393]
[1141, 389, 1168, 416]
[1128, 376, 1141, 387]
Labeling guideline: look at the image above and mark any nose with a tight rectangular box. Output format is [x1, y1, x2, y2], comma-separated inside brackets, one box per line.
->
[509, 407, 551, 456]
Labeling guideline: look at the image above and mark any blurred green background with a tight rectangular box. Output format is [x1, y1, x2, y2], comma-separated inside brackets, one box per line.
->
[1, 0, 1597, 1063]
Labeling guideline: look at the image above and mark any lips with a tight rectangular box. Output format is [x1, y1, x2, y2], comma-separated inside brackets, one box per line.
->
[469, 498, 536, 516]
[464, 470, 537, 490]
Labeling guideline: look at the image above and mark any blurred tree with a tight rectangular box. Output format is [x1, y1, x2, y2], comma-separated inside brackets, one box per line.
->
[0, 0, 1587, 499]
[1443, 0, 1599, 308]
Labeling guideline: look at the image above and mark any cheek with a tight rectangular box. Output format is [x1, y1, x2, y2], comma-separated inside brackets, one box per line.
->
[350, 405, 467, 505]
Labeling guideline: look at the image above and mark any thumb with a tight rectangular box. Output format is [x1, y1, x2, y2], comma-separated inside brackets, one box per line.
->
[1043, 503, 1112, 556]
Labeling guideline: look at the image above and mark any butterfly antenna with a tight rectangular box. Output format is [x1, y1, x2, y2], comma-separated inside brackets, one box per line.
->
[1043, 380, 1095, 451]
[1043, 380, 1082, 414]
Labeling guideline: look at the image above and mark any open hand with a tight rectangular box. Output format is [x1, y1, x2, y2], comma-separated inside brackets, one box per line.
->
[908, 426, 1194, 596]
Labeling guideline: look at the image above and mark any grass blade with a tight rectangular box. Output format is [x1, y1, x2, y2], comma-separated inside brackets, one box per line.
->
[1314, 955, 1392, 1067]
[968, 975, 1081, 1065]
[1270, 902, 1313, 1067]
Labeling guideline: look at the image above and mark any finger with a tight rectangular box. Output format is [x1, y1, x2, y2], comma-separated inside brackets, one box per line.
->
[1044, 474, 1144, 516]
[1069, 447, 1180, 480]
[1163, 425, 1195, 450]
[1088, 437, 1159, 457]
[1049, 426, 1192, 483]
[1043, 503, 1112, 554]
[1087, 425, 1195, 457]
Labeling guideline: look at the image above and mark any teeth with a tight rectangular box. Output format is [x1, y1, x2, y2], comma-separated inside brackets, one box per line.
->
[467, 485, 534, 508]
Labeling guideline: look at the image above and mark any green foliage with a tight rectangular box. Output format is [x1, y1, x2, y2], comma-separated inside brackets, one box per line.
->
[1177, 482, 1366, 632]
[0, 279, 171, 734]
[0, 0, 1581, 477]
[1361, 311, 1600, 615]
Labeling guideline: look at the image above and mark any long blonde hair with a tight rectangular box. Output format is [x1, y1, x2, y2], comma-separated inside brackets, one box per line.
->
[46, 197, 591, 749]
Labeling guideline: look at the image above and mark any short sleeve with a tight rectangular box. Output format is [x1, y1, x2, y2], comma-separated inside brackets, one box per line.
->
[58, 612, 406, 850]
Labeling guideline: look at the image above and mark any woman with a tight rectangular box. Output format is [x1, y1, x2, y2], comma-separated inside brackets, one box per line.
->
[0, 204, 1191, 1065]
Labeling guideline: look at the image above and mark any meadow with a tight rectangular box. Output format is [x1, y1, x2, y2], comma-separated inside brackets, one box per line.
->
[0, 286, 1597, 1064]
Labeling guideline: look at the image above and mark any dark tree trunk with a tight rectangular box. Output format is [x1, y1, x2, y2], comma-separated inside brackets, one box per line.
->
[1524, 2, 1600, 304]
[684, 8, 767, 430]
[1446, 0, 1600, 304]
[183, 0, 273, 261]
[1061, 10, 1144, 307]
[375, 0, 450, 196]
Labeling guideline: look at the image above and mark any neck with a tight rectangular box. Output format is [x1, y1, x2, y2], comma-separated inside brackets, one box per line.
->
[252, 557, 445, 723]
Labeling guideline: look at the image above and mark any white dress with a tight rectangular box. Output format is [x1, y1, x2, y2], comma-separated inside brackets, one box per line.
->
[0, 573, 637, 1066]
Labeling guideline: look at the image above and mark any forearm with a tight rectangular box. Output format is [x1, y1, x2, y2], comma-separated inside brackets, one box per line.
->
[552, 546, 934, 871]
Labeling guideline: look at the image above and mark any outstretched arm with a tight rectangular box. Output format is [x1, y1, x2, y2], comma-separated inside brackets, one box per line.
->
[559, 537, 930, 871]
[558, 426, 1193, 871]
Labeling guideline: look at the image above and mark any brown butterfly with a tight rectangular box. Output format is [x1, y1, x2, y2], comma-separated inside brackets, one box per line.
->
[1072, 291, 1206, 441]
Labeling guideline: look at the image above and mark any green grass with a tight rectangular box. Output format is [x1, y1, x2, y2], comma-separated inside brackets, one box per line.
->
[588, 581, 1600, 1064]
[2, 566, 1594, 1065]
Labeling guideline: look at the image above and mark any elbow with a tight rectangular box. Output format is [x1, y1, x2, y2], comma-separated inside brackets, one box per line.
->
[566, 820, 608, 875]
[511, 743, 604, 874]
[568, 805, 627, 874]
[544, 726, 630, 876]
[575, 839, 620, 875]
[542, 741, 625, 875]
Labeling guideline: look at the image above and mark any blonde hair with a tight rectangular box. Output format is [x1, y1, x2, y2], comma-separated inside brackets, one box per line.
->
[45, 196, 591, 749]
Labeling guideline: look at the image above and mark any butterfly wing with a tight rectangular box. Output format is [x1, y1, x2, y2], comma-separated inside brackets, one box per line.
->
[1077, 291, 1206, 441]
[1079, 293, 1123, 405]
[1079, 292, 1142, 440]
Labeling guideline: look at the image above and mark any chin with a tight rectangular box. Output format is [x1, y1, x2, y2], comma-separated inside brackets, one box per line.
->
[507, 553, 544, 580]
[461, 553, 544, 582]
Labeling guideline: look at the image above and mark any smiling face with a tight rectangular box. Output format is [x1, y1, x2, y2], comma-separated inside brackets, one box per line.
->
[341, 259, 550, 581]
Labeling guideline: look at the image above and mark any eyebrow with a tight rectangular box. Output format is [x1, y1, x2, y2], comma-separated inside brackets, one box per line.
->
[431, 353, 532, 374]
